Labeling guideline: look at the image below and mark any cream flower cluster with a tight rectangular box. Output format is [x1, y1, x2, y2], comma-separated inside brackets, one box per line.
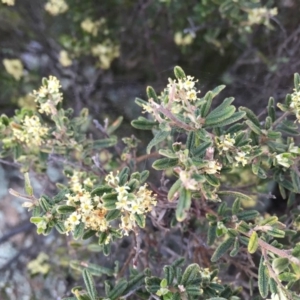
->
[216, 134, 249, 167]
[1, 0, 14, 6]
[3, 59, 23, 81]
[33, 76, 63, 115]
[174, 32, 194, 46]
[216, 134, 235, 154]
[290, 86, 300, 122]
[64, 172, 109, 235]
[59, 50, 72, 67]
[142, 75, 200, 127]
[248, 7, 278, 27]
[11, 116, 48, 147]
[45, 0, 68, 16]
[105, 172, 157, 235]
[81, 18, 105, 37]
[167, 75, 200, 102]
[91, 40, 120, 69]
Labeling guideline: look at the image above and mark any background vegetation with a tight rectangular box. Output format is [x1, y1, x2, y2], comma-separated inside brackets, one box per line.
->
[0, 0, 300, 299]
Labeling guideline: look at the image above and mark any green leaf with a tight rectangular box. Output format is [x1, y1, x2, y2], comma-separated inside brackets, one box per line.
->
[272, 258, 289, 274]
[258, 257, 269, 298]
[98, 231, 109, 245]
[236, 210, 259, 221]
[163, 265, 175, 285]
[186, 131, 195, 152]
[140, 170, 149, 183]
[260, 216, 278, 226]
[146, 86, 159, 102]
[90, 185, 112, 197]
[159, 149, 178, 159]
[211, 97, 235, 116]
[73, 222, 85, 240]
[180, 263, 200, 286]
[201, 91, 213, 117]
[102, 193, 118, 210]
[232, 198, 241, 215]
[56, 205, 76, 214]
[207, 224, 217, 246]
[55, 222, 66, 234]
[245, 120, 262, 135]
[70, 261, 114, 276]
[105, 209, 121, 221]
[192, 141, 212, 157]
[93, 137, 117, 149]
[147, 131, 170, 154]
[174, 66, 186, 80]
[167, 179, 181, 202]
[229, 238, 239, 257]
[82, 230, 97, 240]
[176, 188, 191, 222]
[124, 272, 145, 293]
[266, 227, 285, 238]
[218, 190, 253, 202]
[107, 279, 128, 300]
[83, 270, 97, 300]
[269, 278, 277, 294]
[205, 106, 235, 126]
[291, 170, 300, 193]
[211, 85, 226, 98]
[278, 272, 297, 282]
[30, 217, 43, 224]
[205, 174, 220, 187]
[248, 231, 259, 254]
[131, 117, 158, 130]
[268, 97, 276, 122]
[211, 237, 235, 262]
[205, 112, 246, 128]
[107, 116, 123, 134]
[24, 172, 33, 196]
[135, 97, 148, 107]
[185, 285, 202, 295]
[134, 213, 146, 228]
[152, 158, 179, 170]
[239, 107, 260, 127]
[145, 276, 161, 293]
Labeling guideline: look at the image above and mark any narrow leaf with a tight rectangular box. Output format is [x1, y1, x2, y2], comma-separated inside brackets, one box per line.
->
[248, 231, 259, 254]
[131, 117, 158, 130]
[167, 179, 181, 202]
[176, 188, 191, 222]
[152, 158, 178, 170]
[147, 131, 170, 154]
[93, 137, 117, 149]
[83, 269, 97, 300]
[211, 237, 235, 262]
[258, 256, 269, 298]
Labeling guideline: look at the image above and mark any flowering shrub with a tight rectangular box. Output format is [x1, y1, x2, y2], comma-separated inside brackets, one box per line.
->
[2, 66, 300, 299]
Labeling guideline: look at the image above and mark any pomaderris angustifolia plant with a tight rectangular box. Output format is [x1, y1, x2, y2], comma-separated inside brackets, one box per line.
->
[2, 67, 300, 299]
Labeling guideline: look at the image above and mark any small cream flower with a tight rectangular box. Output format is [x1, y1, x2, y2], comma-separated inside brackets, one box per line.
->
[174, 32, 194, 46]
[59, 50, 72, 67]
[205, 160, 222, 174]
[3, 59, 23, 80]
[276, 153, 292, 168]
[217, 134, 235, 154]
[68, 212, 81, 226]
[235, 151, 248, 166]
[187, 90, 198, 101]
[45, 0, 68, 15]
[2, 0, 14, 6]
[12, 115, 48, 147]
